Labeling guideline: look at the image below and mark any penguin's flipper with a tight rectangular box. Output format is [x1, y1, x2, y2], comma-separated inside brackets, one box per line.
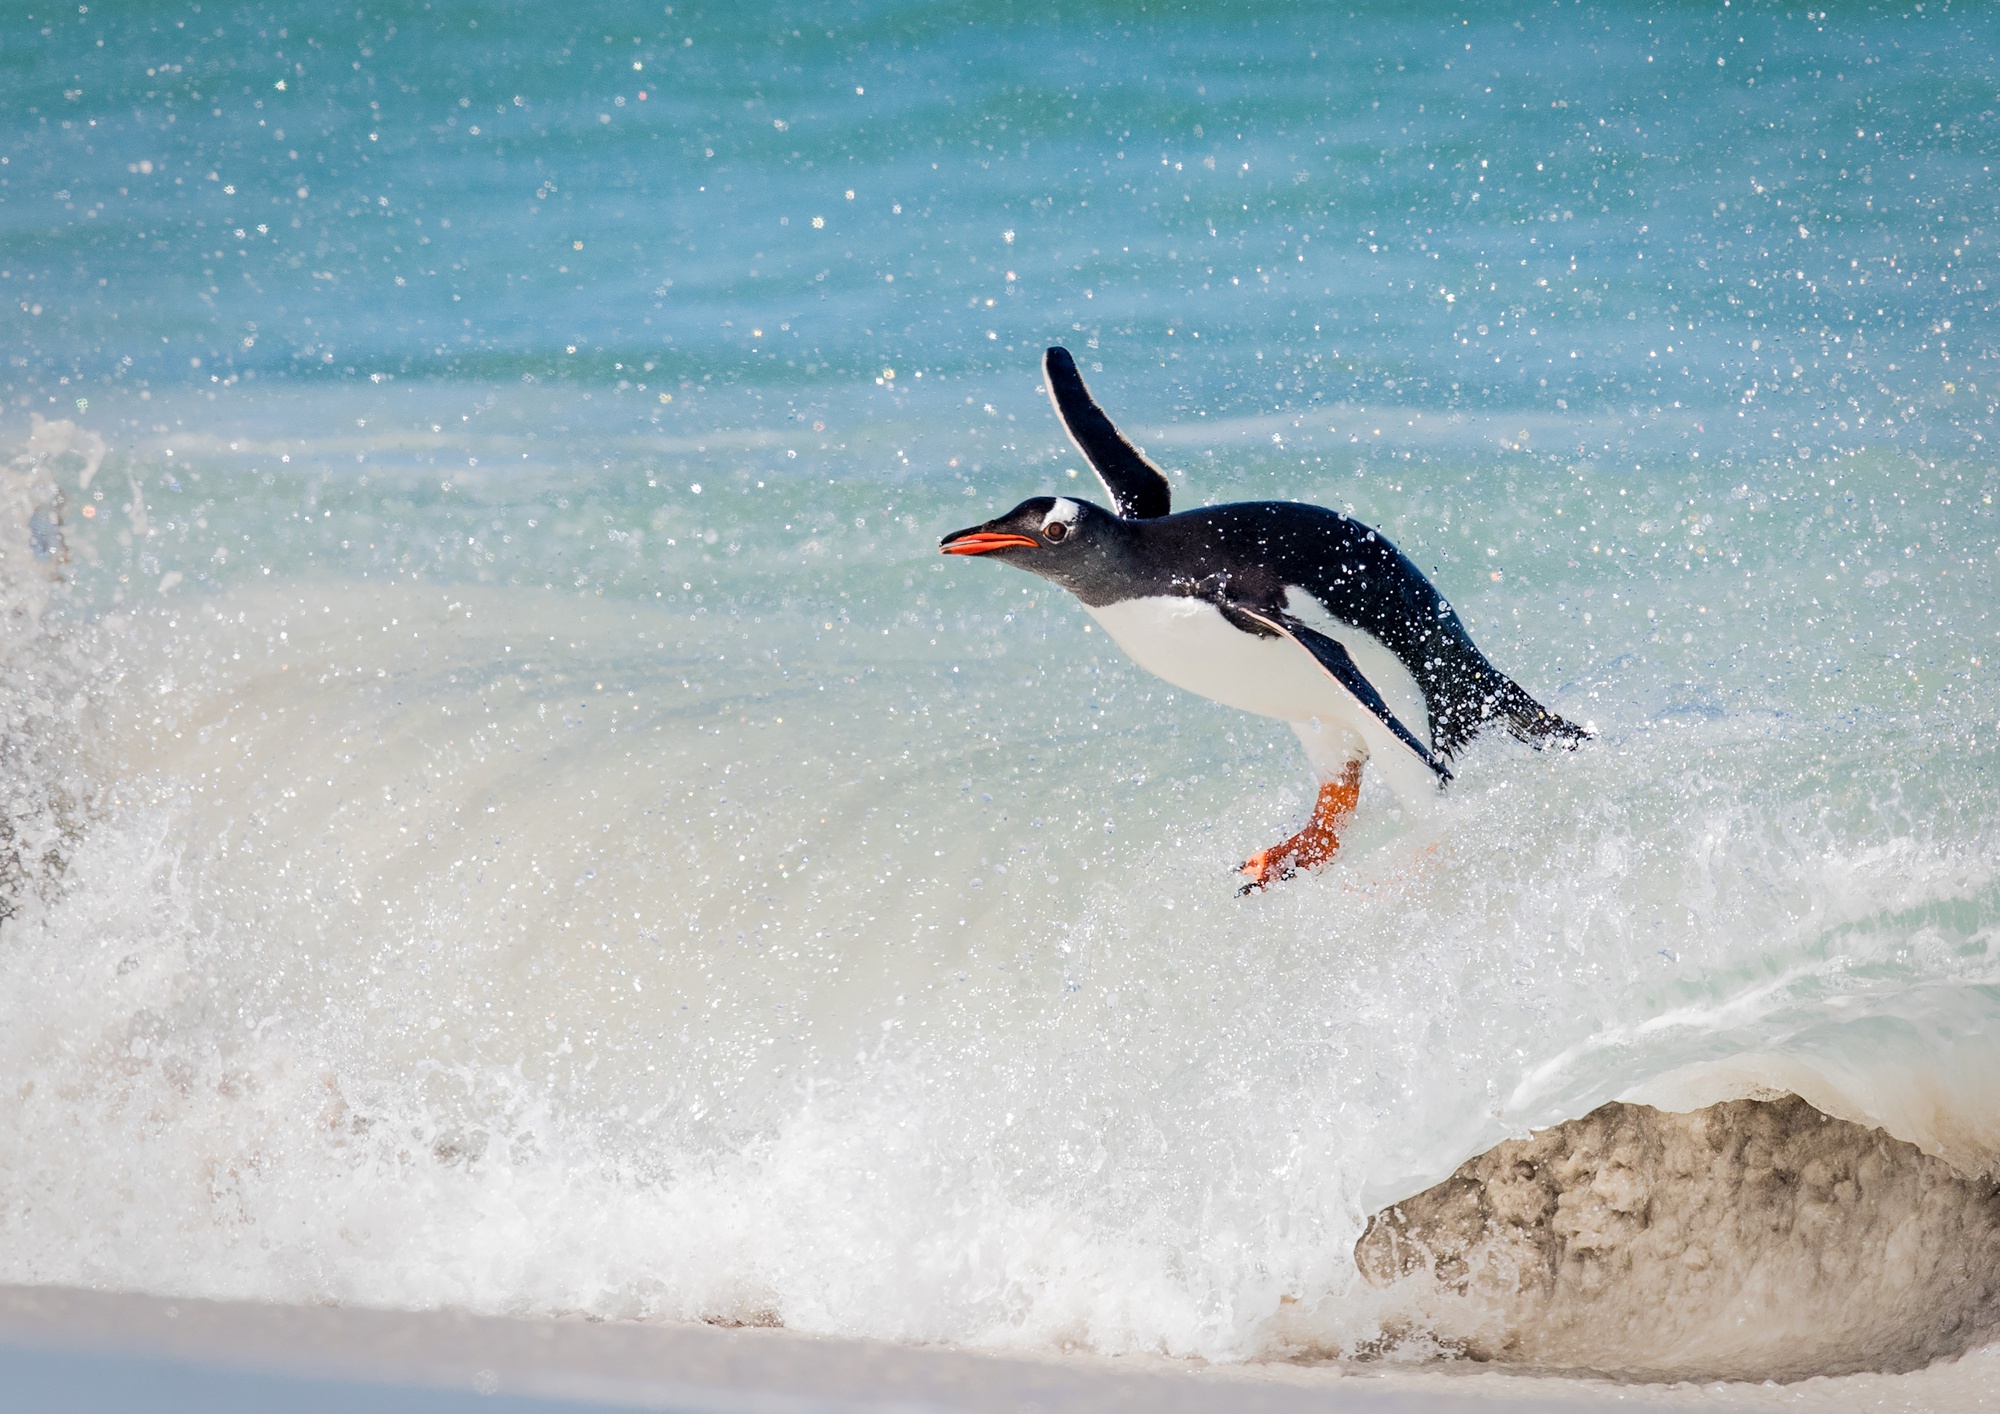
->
[1227, 604, 1454, 788]
[1042, 346, 1173, 520]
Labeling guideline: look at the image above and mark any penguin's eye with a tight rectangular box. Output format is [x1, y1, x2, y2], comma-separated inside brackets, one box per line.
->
[1043, 521, 1069, 543]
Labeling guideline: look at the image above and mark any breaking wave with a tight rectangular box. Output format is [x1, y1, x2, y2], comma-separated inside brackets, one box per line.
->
[0, 414, 1997, 1383]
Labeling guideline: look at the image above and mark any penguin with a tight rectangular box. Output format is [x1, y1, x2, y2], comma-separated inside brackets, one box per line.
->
[941, 346, 1587, 893]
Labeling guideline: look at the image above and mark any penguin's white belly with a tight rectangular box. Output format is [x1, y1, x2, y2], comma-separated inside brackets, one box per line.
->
[1087, 596, 1340, 719]
[1085, 593, 1438, 804]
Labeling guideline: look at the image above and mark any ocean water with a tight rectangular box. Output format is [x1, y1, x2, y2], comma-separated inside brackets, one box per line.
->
[2, 0, 1998, 1370]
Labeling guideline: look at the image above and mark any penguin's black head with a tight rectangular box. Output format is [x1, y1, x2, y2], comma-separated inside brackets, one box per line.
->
[939, 496, 1109, 580]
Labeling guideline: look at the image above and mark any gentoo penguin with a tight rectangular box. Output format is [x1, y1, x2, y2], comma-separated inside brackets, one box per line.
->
[941, 346, 1586, 892]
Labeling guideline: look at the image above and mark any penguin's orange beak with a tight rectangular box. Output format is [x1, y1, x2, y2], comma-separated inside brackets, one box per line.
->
[939, 530, 1039, 556]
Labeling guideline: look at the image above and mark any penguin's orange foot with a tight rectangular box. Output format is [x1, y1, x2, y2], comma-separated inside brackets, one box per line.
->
[1235, 829, 1341, 894]
[1235, 843, 1308, 893]
[1234, 763, 1363, 896]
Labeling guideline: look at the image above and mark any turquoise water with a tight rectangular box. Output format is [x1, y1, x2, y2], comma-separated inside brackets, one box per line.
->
[2, 0, 1998, 1367]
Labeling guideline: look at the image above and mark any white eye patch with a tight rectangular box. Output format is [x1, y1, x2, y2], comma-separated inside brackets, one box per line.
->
[1042, 497, 1081, 533]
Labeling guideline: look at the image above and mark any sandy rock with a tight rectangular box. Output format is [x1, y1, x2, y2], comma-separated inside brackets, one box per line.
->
[1355, 1095, 2000, 1381]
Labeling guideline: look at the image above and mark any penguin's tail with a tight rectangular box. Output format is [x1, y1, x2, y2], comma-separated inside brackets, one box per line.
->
[1486, 673, 1590, 749]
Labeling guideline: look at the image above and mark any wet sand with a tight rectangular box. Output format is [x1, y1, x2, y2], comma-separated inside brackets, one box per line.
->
[6, 1284, 1998, 1412]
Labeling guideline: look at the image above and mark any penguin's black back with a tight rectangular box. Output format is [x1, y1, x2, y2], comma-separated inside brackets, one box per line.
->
[1070, 501, 1583, 758]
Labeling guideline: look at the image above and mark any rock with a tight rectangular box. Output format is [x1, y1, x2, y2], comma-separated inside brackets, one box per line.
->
[1354, 1095, 2000, 1381]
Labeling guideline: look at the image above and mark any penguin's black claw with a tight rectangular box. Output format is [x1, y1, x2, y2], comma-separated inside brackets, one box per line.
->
[1234, 851, 1301, 895]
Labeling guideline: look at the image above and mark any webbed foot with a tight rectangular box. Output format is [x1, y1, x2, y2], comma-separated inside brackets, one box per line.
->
[1235, 762, 1363, 895]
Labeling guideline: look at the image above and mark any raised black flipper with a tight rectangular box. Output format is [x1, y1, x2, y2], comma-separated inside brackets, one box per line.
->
[1042, 346, 1173, 520]
[1226, 603, 1454, 788]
